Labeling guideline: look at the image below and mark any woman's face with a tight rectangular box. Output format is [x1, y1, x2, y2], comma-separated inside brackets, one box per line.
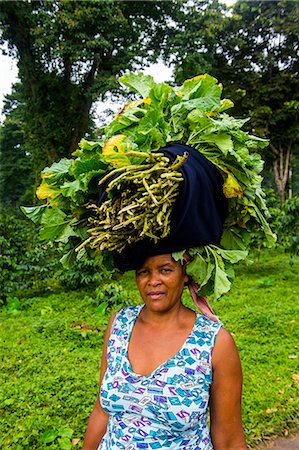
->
[135, 254, 188, 314]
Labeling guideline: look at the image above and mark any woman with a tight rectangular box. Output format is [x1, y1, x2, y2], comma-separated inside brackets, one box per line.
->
[82, 253, 247, 449]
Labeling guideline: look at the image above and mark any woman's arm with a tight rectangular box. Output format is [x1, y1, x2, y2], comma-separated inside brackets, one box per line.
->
[82, 313, 117, 450]
[210, 327, 248, 450]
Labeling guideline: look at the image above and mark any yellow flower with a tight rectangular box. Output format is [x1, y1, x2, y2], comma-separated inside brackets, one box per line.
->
[223, 173, 243, 198]
[36, 183, 57, 200]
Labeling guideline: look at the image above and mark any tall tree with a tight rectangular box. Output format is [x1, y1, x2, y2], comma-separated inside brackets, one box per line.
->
[0, 0, 187, 179]
[162, 0, 224, 79]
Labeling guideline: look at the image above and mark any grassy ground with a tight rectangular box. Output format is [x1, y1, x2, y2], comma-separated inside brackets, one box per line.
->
[0, 249, 298, 449]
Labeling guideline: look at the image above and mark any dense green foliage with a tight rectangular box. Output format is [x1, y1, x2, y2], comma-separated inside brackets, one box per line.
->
[269, 195, 299, 259]
[0, 249, 298, 449]
[0, 209, 113, 303]
[0, 84, 34, 207]
[0, 0, 200, 182]
[172, 0, 299, 203]
[0, 208, 59, 304]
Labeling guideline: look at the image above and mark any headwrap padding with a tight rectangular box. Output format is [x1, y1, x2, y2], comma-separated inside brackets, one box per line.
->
[110, 144, 228, 271]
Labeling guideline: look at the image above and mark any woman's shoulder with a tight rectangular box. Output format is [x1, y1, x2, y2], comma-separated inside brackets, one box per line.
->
[108, 304, 142, 327]
[214, 326, 236, 349]
[115, 304, 142, 319]
[195, 311, 223, 332]
[212, 326, 241, 368]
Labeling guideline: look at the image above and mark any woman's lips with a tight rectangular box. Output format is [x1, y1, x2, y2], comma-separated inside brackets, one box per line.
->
[146, 292, 165, 300]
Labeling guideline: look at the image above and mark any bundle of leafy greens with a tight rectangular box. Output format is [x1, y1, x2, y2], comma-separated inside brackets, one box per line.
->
[21, 73, 276, 300]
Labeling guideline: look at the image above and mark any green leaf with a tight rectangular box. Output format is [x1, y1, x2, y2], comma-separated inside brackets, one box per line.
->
[186, 109, 210, 128]
[41, 159, 72, 182]
[210, 113, 249, 131]
[58, 427, 73, 438]
[78, 170, 107, 190]
[3, 398, 15, 406]
[220, 229, 247, 251]
[214, 263, 232, 298]
[60, 180, 82, 200]
[205, 246, 232, 299]
[41, 429, 59, 444]
[171, 96, 221, 119]
[225, 264, 235, 280]
[217, 98, 234, 112]
[40, 208, 78, 243]
[78, 139, 102, 153]
[253, 207, 277, 248]
[186, 252, 214, 287]
[96, 302, 108, 316]
[60, 249, 77, 268]
[149, 82, 174, 109]
[71, 156, 107, 179]
[20, 205, 46, 224]
[172, 250, 185, 263]
[213, 247, 248, 263]
[181, 74, 221, 103]
[106, 106, 147, 137]
[119, 72, 155, 97]
[58, 436, 72, 450]
[101, 152, 132, 167]
[189, 131, 233, 155]
[6, 297, 21, 311]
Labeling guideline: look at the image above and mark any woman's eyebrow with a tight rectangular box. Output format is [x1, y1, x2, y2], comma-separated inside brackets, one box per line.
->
[137, 262, 175, 271]
[158, 263, 174, 268]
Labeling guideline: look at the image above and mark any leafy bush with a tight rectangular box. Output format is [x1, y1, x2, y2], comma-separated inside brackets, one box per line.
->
[250, 191, 299, 263]
[55, 255, 108, 291]
[0, 208, 118, 303]
[0, 208, 60, 303]
[276, 195, 299, 258]
[264, 193, 299, 259]
[95, 281, 130, 318]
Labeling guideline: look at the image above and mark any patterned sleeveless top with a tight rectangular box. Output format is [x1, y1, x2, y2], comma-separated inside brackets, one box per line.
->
[98, 305, 222, 450]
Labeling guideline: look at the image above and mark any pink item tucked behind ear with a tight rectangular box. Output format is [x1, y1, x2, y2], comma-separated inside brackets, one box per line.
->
[188, 281, 219, 322]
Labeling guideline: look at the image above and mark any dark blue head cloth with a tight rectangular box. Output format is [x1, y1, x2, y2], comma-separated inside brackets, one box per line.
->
[112, 143, 228, 271]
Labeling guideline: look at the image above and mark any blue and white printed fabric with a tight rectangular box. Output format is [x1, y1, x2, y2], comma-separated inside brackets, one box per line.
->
[98, 305, 222, 450]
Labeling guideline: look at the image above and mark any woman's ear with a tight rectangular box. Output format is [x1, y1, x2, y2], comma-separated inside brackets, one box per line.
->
[184, 275, 190, 286]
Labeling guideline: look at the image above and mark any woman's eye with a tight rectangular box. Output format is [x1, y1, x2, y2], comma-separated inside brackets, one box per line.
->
[137, 270, 148, 276]
[161, 268, 172, 273]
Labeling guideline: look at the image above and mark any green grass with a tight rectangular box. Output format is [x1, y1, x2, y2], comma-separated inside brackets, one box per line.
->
[0, 249, 298, 449]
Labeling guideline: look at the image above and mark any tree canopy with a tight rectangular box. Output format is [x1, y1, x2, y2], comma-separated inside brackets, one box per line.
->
[220, 0, 299, 203]
[0, 84, 34, 207]
[171, 0, 299, 202]
[0, 0, 189, 175]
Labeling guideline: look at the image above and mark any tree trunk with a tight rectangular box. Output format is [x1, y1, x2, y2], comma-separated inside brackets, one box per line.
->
[288, 152, 293, 199]
[271, 143, 291, 204]
[68, 96, 93, 156]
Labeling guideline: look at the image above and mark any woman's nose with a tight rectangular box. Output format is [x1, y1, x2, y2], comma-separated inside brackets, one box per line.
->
[148, 272, 161, 286]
